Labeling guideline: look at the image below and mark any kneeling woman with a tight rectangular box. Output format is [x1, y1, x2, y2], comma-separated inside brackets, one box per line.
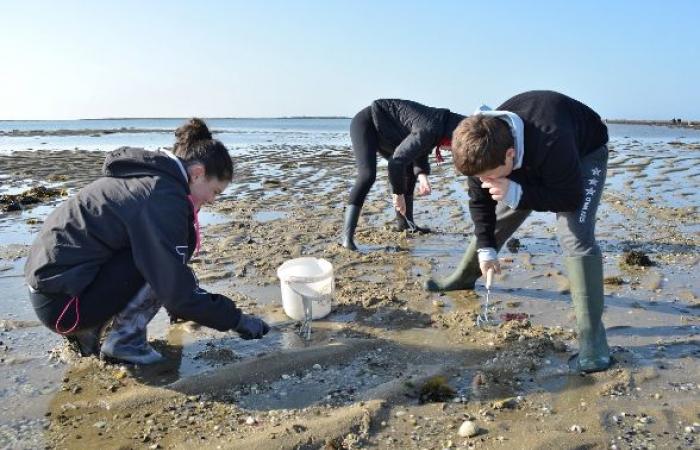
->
[25, 118, 269, 364]
[343, 99, 465, 250]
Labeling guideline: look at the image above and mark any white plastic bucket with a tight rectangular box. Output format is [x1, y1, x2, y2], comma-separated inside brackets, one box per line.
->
[277, 257, 334, 321]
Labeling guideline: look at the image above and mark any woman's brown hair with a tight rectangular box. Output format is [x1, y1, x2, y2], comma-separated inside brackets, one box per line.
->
[173, 118, 233, 182]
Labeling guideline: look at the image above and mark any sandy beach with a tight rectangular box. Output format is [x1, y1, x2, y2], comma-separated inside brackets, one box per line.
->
[0, 128, 699, 449]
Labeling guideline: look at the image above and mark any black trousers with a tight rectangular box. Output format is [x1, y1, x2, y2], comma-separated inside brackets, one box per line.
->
[348, 106, 417, 207]
[29, 250, 145, 334]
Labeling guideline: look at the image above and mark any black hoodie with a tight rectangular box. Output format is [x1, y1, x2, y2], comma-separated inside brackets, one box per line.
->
[370, 99, 464, 195]
[24, 147, 242, 331]
[467, 91, 609, 250]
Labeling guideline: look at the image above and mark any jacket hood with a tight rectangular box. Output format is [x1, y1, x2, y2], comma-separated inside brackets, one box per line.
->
[103, 147, 189, 187]
[473, 105, 525, 170]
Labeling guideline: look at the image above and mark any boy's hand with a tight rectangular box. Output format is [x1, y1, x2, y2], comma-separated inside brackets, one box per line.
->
[479, 259, 501, 276]
[417, 174, 432, 196]
[392, 194, 406, 215]
[480, 177, 510, 202]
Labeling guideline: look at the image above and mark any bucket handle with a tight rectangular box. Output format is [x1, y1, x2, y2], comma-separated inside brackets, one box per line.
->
[284, 278, 333, 299]
[282, 275, 326, 284]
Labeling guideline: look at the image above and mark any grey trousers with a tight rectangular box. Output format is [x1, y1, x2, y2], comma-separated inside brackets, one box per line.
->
[490, 145, 608, 256]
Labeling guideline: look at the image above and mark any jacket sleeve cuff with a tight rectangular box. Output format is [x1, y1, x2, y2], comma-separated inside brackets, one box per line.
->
[503, 180, 522, 209]
[477, 247, 498, 263]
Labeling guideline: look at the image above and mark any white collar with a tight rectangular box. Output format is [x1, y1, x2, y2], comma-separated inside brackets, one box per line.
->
[473, 105, 525, 170]
[160, 149, 189, 182]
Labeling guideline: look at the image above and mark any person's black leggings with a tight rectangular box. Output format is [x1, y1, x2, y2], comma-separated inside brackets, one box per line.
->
[29, 249, 145, 334]
[348, 106, 416, 207]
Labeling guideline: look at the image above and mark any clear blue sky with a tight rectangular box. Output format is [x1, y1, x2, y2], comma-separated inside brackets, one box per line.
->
[1, 0, 698, 120]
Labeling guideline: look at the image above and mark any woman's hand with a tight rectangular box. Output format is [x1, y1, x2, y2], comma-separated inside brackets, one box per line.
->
[234, 314, 270, 340]
[417, 174, 432, 196]
[392, 194, 406, 216]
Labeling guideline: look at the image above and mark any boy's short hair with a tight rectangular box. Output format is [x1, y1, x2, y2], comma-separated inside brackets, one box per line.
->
[451, 115, 514, 176]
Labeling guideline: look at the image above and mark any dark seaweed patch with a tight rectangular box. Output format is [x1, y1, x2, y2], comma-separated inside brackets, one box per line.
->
[0, 186, 66, 212]
[621, 250, 654, 267]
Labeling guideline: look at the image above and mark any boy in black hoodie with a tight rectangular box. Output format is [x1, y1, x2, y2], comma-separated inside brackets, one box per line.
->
[25, 119, 269, 364]
[424, 91, 611, 373]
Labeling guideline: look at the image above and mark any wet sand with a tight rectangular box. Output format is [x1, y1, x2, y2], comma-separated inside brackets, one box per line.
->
[0, 135, 698, 449]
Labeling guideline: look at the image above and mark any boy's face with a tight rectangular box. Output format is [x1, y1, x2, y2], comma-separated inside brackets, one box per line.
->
[476, 147, 515, 181]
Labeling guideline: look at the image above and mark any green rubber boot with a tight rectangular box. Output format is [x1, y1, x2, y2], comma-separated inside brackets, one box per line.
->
[423, 237, 481, 292]
[566, 255, 611, 373]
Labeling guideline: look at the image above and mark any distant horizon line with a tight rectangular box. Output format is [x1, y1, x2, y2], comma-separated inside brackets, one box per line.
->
[0, 116, 697, 123]
[0, 116, 353, 122]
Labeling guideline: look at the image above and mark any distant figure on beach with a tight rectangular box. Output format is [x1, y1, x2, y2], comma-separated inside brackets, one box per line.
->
[342, 99, 465, 250]
[424, 90, 612, 373]
[25, 118, 269, 364]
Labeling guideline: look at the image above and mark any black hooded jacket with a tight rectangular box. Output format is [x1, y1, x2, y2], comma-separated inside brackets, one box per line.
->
[467, 91, 609, 250]
[24, 147, 242, 331]
[370, 99, 464, 195]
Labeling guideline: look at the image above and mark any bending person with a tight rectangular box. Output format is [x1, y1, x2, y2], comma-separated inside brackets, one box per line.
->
[424, 90, 611, 373]
[342, 99, 465, 250]
[25, 118, 269, 364]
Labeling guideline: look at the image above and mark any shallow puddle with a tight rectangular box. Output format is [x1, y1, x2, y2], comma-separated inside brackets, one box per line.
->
[252, 210, 286, 223]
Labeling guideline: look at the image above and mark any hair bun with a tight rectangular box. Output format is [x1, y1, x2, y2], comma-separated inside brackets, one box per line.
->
[175, 118, 212, 151]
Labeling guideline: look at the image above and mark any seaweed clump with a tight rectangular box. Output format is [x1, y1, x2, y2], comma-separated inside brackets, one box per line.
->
[418, 375, 456, 403]
[621, 250, 654, 267]
[0, 186, 66, 212]
[506, 238, 521, 253]
[604, 276, 625, 285]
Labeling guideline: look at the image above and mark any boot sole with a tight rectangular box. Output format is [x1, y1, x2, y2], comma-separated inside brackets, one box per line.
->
[101, 351, 166, 366]
[567, 353, 614, 374]
[423, 279, 476, 292]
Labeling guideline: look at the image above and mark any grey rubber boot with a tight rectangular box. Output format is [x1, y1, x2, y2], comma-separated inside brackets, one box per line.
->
[565, 255, 611, 373]
[101, 284, 165, 365]
[395, 195, 431, 233]
[342, 204, 361, 251]
[424, 237, 481, 292]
